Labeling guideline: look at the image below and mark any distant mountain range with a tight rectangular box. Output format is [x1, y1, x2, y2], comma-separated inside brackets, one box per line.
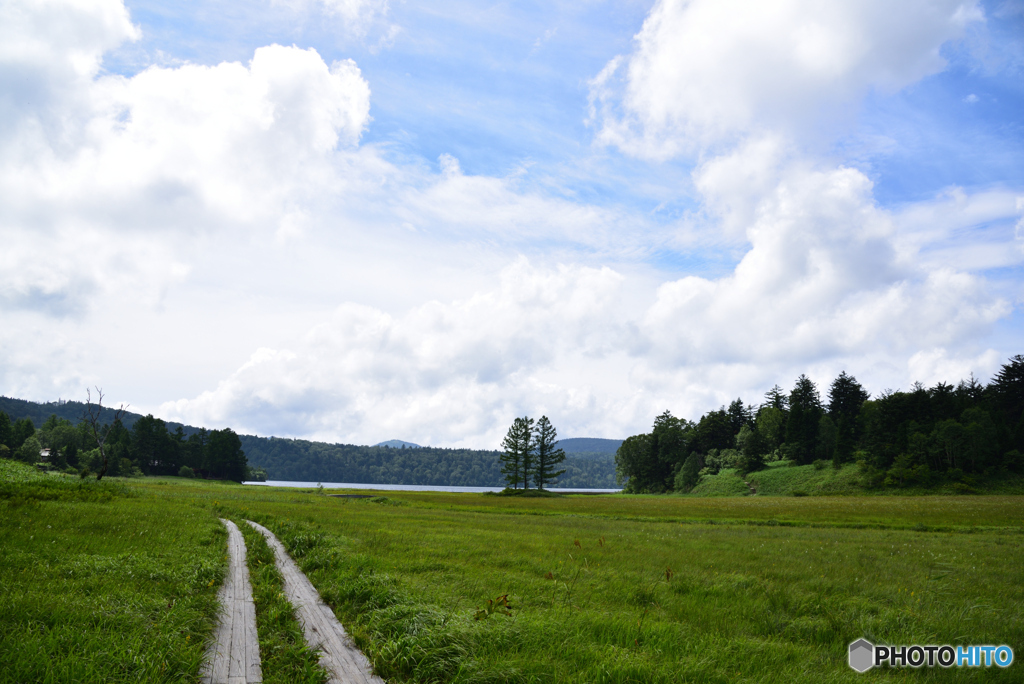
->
[0, 396, 621, 488]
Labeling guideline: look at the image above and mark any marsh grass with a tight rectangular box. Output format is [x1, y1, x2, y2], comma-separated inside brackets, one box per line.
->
[3, 463, 1022, 683]
[0, 459, 130, 503]
[234, 519, 329, 684]
[0, 462, 224, 683]
[214, 490, 1024, 683]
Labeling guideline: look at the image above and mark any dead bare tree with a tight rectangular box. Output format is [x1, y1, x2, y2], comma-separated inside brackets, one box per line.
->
[83, 388, 128, 481]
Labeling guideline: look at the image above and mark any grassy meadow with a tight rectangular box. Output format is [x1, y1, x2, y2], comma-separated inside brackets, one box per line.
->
[2, 461, 1023, 682]
[0, 461, 224, 683]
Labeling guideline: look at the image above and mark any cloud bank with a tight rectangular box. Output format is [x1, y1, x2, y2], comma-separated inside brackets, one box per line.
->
[1, 0, 1020, 447]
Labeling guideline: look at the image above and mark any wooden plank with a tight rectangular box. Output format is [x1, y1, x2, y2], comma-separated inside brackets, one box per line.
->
[201, 519, 263, 683]
[246, 520, 384, 684]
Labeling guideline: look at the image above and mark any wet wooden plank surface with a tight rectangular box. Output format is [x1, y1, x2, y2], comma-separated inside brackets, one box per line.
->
[201, 518, 262, 684]
[246, 520, 384, 684]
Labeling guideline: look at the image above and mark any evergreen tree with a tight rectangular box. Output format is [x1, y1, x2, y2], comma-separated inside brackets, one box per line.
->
[991, 355, 1024, 425]
[651, 411, 689, 491]
[736, 424, 766, 473]
[499, 416, 533, 489]
[11, 418, 35, 450]
[206, 428, 247, 481]
[185, 428, 208, 473]
[764, 385, 788, 410]
[727, 398, 751, 435]
[834, 415, 853, 467]
[65, 442, 79, 467]
[694, 409, 733, 453]
[531, 416, 565, 490]
[786, 375, 822, 464]
[0, 411, 12, 450]
[827, 371, 869, 419]
[817, 414, 837, 462]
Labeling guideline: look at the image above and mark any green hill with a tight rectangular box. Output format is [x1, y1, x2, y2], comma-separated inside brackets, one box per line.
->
[687, 460, 1024, 497]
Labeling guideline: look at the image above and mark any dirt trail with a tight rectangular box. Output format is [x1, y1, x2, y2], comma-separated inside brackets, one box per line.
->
[201, 519, 262, 684]
[246, 520, 384, 684]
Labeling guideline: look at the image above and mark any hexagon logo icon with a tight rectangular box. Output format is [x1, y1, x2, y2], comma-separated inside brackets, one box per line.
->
[849, 639, 874, 672]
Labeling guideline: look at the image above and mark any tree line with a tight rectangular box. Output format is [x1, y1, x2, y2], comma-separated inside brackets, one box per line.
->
[499, 415, 567, 490]
[0, 409, 249, 481]
[0, 396, 619, 487]
[616, 355, 1024, 493]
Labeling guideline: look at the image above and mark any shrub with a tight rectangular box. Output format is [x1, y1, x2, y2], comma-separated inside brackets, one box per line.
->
[1003, 450, 1022, 473]
[178, 465, 195, 478]
[812, 459, 828, 470]
[16, 436, 42, 464]
[952, 481, 980, 494]
[674, 453, 702, 492]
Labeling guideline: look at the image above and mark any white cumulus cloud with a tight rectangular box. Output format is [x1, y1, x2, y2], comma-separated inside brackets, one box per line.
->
[591, 0, 982, 158]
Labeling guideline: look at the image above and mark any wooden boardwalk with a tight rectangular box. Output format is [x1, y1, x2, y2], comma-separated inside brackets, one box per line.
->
[201, 519, 262, 684]
[246, 520, 384, 684]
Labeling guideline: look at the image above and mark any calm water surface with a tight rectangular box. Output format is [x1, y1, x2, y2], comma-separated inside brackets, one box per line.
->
[244, 480, 621, 494]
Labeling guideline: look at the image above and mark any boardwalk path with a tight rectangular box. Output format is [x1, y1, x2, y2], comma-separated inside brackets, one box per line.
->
[201, 519, 262, 684]
[246, 520, 385, 684]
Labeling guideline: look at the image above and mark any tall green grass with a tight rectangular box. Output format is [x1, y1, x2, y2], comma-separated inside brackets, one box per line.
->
[217, 489, 1024, 683]
[4, 465, 1022, 683]
[688, 467, 751, 496]
[691, 460, 1024, 498]
[0, 458, 130, 503]
[0, 461, 224, 683]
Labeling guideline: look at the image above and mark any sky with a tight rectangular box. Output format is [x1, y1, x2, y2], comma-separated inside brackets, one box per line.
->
[1, 0, 1023, 448]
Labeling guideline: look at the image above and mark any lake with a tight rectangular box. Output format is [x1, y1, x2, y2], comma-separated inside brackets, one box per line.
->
[244, 480, 622, 494]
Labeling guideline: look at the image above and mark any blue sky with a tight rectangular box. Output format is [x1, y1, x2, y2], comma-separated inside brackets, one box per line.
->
[1, 0, 1022, 446]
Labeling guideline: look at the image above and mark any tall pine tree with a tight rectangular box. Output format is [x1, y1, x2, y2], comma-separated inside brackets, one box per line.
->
[786, 374, 822, 465]
[827, 371, 868, 465]
[500, 416, 533, 489]
[532, 416, 566, 490]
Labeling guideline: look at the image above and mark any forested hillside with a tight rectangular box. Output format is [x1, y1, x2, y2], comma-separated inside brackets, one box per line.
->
[0, 396, 617, 488]
[0, 397, 176, 434]
[554, 438, 623, 462]
[617, 354, 1024, 494]
[239, 435, 617, 488]
[0, 400, 246, 481]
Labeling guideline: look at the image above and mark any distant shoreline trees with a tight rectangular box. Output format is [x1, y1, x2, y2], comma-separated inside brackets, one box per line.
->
[499, 415, 567, 490]
[616, 354, 1024, 493]
[0, 391, 249, 482]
